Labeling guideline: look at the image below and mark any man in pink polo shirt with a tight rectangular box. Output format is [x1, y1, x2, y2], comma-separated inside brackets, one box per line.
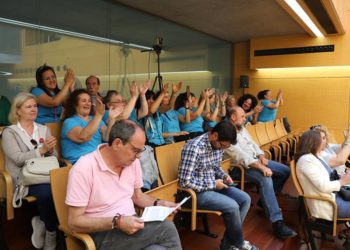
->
[66, 119, 182, 250]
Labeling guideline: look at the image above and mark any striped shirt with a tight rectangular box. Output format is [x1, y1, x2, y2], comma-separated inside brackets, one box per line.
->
[178, 133, 225, 192]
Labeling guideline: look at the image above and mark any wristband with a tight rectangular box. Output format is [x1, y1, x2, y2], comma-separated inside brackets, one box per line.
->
[112, 213, 121, 229]
[153, 199, 160, 206]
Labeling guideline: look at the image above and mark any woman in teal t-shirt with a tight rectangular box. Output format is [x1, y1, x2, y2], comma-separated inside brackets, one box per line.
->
[31, 64, 75, 124]
[257, 89, 283, 122]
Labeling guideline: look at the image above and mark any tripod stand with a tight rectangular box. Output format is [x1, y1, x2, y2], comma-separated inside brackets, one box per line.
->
[152, 49, 163, 91]
[142, 37, 163, 92]
[120, 47, 131, 97]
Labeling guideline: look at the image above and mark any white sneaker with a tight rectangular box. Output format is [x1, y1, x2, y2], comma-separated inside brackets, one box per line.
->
[241, 240, 259, 250]
[44, 230, 56, 250]
[31, 216, 45, 249]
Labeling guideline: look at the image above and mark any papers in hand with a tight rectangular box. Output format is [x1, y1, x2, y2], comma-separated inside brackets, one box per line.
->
[141, 196, 191, 222]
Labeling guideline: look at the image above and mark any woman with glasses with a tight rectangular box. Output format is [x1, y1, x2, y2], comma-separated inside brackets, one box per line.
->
[1, 92, 58, 249]
[237, 93, 262, 125]
[311, 125, 350, 175]
[296, 130, 350, 220]
[257, 89, 283, 122]
[31, 64, 75, 124]
[102, 82, 141, 125]
[61, 89, 122, 164]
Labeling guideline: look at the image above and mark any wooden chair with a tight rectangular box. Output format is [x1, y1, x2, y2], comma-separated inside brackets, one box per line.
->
[275, 119, 298, 156]
[0, 135, 37, 220]
[255, 123, 282, 162]
[50, 166, 96, 250]
[46, 122, 63, 158]
[145, 179, 179, 221]
[290, 160, 350, 250]
[265, 121, 291, 163]
[155, 141, 226, 237]
[245, 125, 272, 160]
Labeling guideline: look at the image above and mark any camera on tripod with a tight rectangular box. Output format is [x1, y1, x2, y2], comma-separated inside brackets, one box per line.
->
[152, 37, 163, 54]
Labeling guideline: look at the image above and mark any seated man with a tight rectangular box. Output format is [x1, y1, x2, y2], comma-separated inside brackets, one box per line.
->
[178, 121, 257, 250]
[66, 120, 182, 250]
[225, 106, 296, 240]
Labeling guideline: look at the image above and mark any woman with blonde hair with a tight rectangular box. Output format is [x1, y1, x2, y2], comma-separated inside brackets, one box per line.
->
[2, 92, 58, 249]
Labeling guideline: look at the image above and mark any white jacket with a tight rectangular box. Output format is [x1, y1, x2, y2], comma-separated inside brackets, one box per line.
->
[296, 153, 341, 221]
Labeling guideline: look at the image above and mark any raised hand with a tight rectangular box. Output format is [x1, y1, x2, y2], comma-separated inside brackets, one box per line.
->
[108, 105, 124, 121]
[95, 98, 105, 117]
[129, 81, 139, 97]
[208, 88, 215, 97]
[139, 80, 151, 95]
[161, 82, 169, 94]
[64, 68, 75, 88]
[172, 81, 182, 94]
[220, 91, 228, 103]
[119, 216, 144, 235]
[186, 85, 191, 99]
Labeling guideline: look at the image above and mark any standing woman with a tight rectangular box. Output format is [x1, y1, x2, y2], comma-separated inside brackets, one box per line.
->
[2, 92, 58, 249]
[31, 64, 75, 124]
[257, 89, 283, 122]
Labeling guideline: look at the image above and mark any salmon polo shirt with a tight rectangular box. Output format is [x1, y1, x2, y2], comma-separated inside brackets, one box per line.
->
[65, 144, 143, 217]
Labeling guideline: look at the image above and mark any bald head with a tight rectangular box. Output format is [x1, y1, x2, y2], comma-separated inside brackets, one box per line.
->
[226, 106, 246, 127]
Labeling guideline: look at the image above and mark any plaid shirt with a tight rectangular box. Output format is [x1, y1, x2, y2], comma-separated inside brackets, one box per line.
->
[178, 133, 226, 192]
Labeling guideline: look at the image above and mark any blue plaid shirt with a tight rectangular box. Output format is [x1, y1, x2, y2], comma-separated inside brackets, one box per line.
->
[178, 133, 226, 192]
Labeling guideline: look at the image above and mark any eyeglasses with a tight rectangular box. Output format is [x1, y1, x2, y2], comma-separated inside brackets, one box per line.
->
[30, 139, 38, 149]
[310, 125, 322, 130]
[42, 76, 57, 81]
[110, 100, 126, 104]
[128, 141, 146, 155]
[217, 141, 231, 149]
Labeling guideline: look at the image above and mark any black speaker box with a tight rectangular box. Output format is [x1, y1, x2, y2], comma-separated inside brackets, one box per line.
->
[240, 75, 249, 88]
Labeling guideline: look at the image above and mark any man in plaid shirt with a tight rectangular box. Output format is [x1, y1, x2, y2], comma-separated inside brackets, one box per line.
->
[178, 121, 258, 250]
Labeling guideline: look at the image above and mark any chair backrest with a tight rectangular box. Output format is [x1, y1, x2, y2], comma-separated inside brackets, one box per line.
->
[155, 141, 186, 184]
[220, 158, 231, 173]
[265, 121, 279, 141]
[46, 122, 62, 158]
[275, 119, 287, 137]
[289, 160, 304, 196]
[255, 123, 270, 146]
[245, 125, 261, 146]
[50, 166, 71, 230]
[0, 135, 6, 198]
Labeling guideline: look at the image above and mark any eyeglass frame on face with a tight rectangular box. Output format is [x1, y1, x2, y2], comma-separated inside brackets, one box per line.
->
[216, 140, 231, 149]
[110, 100, 127, 105]
[127, 141, 146, 155]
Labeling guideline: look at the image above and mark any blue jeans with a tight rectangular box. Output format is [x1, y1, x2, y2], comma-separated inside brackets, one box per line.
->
[196, 187, 251, 248]
[231, 160, 290, 223]
[28, 184, 58, 231]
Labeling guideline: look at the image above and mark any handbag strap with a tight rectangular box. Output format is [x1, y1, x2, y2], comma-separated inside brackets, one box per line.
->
[316, 156, 333, 174]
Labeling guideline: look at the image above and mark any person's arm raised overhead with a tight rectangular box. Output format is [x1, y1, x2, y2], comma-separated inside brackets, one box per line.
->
[169, 81, 182, 110]
[190, 88, 213, 120]
[150, 83, 169, 115]
[137, 80, 150, 119]
[118, 82, 139, 120]
[101, 104, 124, 142]
[265, 90, 283, 109]
[220, 91, 228, 117]
[36, 68, 75, 107]
[328, 125, 350, 167]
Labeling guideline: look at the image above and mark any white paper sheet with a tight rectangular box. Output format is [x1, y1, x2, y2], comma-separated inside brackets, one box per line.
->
[141, 196, 191, 222]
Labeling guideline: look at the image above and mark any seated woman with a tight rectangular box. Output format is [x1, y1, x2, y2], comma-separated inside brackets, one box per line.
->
[61, 89, 121, 163]
[175, 87, 212, 139]
[102, 82, 140, 124]
[311, 125, 350, 175]
[136, 89, 165, 147]
[31, 64, 75, 124]
[152, 82, 190, 143]
[2, 92, 58, 249]
[295, 130, 350, 220]
[257, 89, 283, 122]
[237, 93, 262, 125]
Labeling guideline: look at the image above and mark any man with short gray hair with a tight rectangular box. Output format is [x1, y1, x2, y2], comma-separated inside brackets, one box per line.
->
[66, 119, 182, 250]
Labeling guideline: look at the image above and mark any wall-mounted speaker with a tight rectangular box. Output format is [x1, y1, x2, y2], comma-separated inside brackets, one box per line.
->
[240, 75, 249, 88]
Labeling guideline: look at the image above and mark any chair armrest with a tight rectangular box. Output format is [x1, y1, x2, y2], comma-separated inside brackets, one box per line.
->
[230, 164, 245, 191]
[177, 187, 198, 231]
[0, 169, 14, 220]
[58, 225, 96, 250]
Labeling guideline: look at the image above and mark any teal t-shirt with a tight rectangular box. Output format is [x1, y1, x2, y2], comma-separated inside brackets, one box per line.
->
[31, 87, 62, 124]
